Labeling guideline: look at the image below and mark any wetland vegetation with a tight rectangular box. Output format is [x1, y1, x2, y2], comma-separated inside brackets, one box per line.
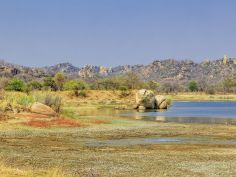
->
[0, 89, 235, 177]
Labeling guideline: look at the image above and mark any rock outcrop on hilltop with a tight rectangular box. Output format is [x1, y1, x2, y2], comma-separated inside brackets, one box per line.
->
[0, 57, 236, 84]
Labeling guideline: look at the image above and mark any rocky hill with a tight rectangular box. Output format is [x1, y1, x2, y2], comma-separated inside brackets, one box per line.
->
[0, 57, 236, 84]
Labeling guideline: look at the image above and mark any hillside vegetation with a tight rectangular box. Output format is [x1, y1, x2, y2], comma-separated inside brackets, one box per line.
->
[0, 57, 236, 93]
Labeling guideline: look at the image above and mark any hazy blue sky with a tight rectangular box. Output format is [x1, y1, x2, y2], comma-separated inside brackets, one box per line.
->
[0, 0, 235, 67]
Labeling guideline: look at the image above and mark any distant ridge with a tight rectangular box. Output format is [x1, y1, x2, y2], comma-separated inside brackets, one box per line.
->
[0, 57, 236, 84]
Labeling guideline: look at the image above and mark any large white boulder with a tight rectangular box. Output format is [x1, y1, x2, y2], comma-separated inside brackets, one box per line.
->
[135, 89, 156, 109]
[155, 95, 168, 109]
[30, 102, 56, 116]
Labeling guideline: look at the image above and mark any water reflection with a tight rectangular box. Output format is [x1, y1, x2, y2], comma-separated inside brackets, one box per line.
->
[117, 101, 236, 125]
[85, 136, 236, 147]
[77, 101, 236, 125]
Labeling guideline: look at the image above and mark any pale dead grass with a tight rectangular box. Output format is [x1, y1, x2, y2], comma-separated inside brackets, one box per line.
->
[165, 92, 236, 101]
[0, 161, 66, 177]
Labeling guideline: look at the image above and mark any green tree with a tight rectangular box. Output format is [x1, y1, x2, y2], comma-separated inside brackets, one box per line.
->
[27, 80, 42, 90]
[54, 72, 66, 91]
[146, 80, 160, 91]
[188, 80, 198, 92]
[96, 78, 119, 90]
[64, 80, 80, 91]
[64, 80, 87, 90]
[43, 77, 57, 91]
[222, 78, 236, 93]
[64, 80, 88, 97]
[6, 79, 25, 91]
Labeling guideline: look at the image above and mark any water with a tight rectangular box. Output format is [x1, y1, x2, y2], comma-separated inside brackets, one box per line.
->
[85, 136, 236, 147]
[78, 102, 236, 146]
[118, 101, 236, 124]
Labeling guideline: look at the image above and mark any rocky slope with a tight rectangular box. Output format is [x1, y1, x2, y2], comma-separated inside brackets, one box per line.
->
[0, 57, 236, 84]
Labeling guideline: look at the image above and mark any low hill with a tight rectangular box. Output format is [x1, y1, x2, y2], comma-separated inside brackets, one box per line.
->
[0, 57, 236, 85]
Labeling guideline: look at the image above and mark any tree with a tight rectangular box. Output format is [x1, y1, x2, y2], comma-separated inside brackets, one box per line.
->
[64, 80, 79, 91]
[146, 80, 160, 91]
[43, 77, 57, 91]
[160, 82, 173, 93]
[64, 80, 87, 90]
[54, 72, 66, 91]
[159, 81, 182, 93]
[197, 79, 208, 92]
[27, 80, 42, 90]
[188, 80, 198, 92]
[96, 78, 119, 90]
[206, 85, 216, 95]
[64, 80, 88, 97]
[6, 79, 25, 91]
[124, 72, 143, 89]
[0, 77, 9, 90]
[222, 78, 236, 93]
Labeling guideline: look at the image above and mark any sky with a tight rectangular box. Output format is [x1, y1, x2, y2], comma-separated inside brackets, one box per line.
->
[0, 0, 236, 67]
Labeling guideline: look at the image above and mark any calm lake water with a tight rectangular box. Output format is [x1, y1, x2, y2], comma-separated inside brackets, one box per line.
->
[85, 136, 236, 147]
[118, 101, 236, 124]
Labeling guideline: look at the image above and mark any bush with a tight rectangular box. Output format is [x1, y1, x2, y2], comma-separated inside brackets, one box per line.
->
[77, 90, 87, 97]
[64, 80, 88, 91]
[119, 86, 131, 98]
[166, 98, 172, 105]
[0, 77, 9, 90]
[54, 72, 66, 91]
[6, 79, 25, 91]
[124, 72, 145, 89]
[0, 92, 35, 112]
[0, 91, 63, 113]
[96, 78, 119, 90]
[160, 82, 180, 93]
[119, 86, 128, 91]
[43, 77, 57, 91]
[35, 93, 63, 113]
[27, 80, 43, 90]
[222, 78, 236, 93]
[188, 80, 198, 92]
[64, 80, 79, 91]
[206, 86, 216, 95]
[146, 80, 160, 91]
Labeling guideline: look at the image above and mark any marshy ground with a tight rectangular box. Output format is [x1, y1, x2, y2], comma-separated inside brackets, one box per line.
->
[0, 91, 236, 177]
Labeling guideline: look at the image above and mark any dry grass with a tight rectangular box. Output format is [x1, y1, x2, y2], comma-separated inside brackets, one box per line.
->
[0, 90, 235, 176]
[0, 161, 66, 177]
[165, 92, 236, 101]
[0, 117, 235, 177]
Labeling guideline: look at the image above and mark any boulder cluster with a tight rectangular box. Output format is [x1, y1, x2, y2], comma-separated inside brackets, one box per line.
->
[134, 89, 168, 110]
